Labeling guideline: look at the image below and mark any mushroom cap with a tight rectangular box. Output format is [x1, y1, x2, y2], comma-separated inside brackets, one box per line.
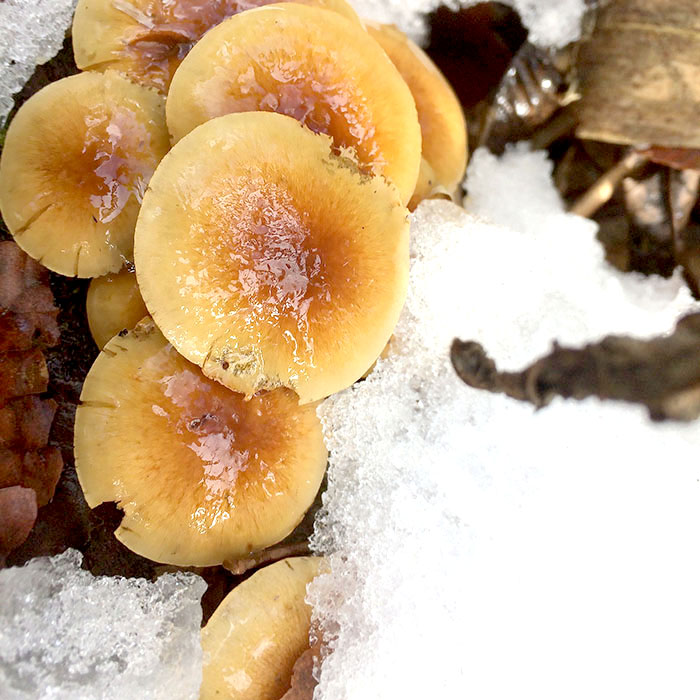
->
[74, 317, 327, 566]
[166, 3, 421, 204]
[366, 22, 468, 193]
[73, 0, 361, 93]
[86, 268, 149, 349]
[201, 556, 324, 700]
[0, 72, 169, 278]
[134, 112, 409, 404]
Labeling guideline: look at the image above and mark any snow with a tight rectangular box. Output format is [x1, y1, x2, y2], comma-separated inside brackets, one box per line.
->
[0, 550, 206, 700]
[0, 0, 78, 126]
[351, 0, 587, 48]
[309, 146, 700, 699]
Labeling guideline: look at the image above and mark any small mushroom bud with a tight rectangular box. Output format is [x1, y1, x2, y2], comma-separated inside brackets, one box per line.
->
[135, 111, 409, 403]
[72, 0, 361, 93]
[201, 556, 325, 700]
[166, 3, 421, 204]
[74, 317, 327, 566]
[366, 21, 468, 198]
[0, 72, 170, 278]
[86, 269, 148, 349]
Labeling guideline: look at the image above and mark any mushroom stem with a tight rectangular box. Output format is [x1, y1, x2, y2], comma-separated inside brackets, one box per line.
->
[569, 149, 648, 218]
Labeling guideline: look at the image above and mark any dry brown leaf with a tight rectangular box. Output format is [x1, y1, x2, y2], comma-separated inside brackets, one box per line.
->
[638, 146, 700, 171]
[0, 486, 37, 561]
[577, 0, 700, 148]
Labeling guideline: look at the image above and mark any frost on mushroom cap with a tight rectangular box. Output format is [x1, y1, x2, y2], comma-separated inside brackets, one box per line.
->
[201, 556, 324, 700]
[72, 0, 361, 93]
[0, 71, 170, 278]
[166, 3, 421, 205]
[74, 317, 327, 567]
[367, 21, 468, 194]
[87, 268, 149, 349]
[134, 112, 409, 404]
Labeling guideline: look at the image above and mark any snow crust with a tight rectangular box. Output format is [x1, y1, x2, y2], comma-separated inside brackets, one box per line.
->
[0, 0, 78, 126]
[0, 550, 206, 700]
[310, 146, 700, 699]
[351, 0, 587, 48]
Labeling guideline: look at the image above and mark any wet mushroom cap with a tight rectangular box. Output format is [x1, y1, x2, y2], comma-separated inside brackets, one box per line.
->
[166, 3, 421, 204]
[72, 0, 361, 93]
[86, 268, 149, 349]
[74, 317, 327, 566]
[134, 112, 409, 404]
[201, 556, 325, 700]
[0, 71, 169, 278]
[366, 22, 468, 193]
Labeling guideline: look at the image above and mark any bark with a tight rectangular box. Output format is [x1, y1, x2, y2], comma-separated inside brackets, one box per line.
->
[451, 312, 700, 422]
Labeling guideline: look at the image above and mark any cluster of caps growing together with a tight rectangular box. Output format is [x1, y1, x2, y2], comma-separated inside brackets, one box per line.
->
[0, 1, 467, 695]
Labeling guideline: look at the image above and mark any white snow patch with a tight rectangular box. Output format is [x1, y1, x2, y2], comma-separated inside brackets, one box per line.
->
[0, 550, 206, 700]
[0, 0, 78, 125]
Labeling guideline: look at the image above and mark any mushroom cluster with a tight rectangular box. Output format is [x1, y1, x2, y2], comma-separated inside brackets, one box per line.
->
[0, 1, 467, 694]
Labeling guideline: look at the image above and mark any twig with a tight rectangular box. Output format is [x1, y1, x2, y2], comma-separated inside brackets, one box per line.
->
[530, 108, 578, 150]
[223, 541, 311, 575]
[451, 312, 700, 422]
[569, 149, 648, 218]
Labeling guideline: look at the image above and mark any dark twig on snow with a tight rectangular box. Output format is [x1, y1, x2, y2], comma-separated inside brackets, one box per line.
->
[451, 312, 700, 422]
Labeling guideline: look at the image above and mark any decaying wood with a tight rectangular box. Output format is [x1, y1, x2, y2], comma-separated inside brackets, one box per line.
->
[577, 0, 700, 148]
[451, 312, 700, 421]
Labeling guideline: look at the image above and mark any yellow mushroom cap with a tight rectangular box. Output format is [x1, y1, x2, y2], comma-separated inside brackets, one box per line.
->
[72, 0, 361, 93]
[366, 21, 468, 193]
[166, 3, 421, 205]
[134, 112, 409, 404]
[86, 268, 149, 349]
[201, 556, 325, 700]
[0, 71, 169, 278]
[74, 317, 327, 566]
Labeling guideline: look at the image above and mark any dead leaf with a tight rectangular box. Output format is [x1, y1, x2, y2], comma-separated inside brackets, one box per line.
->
[638, 146, 700, 170]
[0, 486, 37, 562]
[578, 0, 700, 148]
